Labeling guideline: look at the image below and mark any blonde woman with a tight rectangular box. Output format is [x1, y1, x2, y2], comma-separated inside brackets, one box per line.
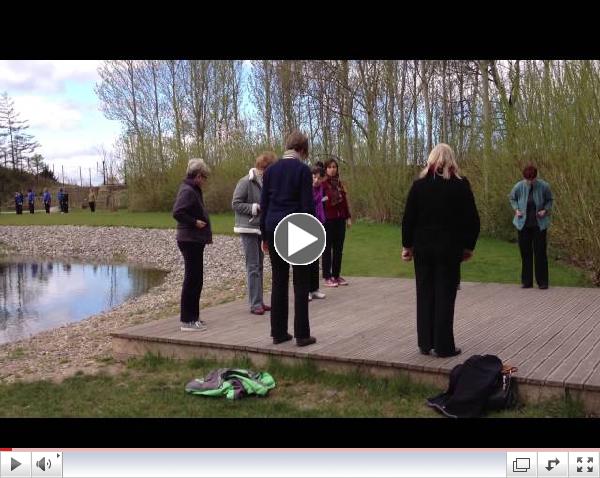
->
[401, 144, 480, 358]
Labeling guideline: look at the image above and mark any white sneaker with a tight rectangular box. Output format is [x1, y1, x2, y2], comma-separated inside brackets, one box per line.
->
[180, 320, 207, 331]
[311, 290, 326, 299]
[308, 292, 313, 301]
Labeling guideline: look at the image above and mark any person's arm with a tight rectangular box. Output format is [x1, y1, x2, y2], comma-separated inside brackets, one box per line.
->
[232, 179, 256, 216]
[401, 181, 418, 260]
[462, 178, 480, 259]
[260, 168, 270, 239]
[509, 182, 522, 216]
[300, 166, 315, 216]
[542, 182, 553, 214]
[172, 188, 197, 226]
[342, 182, 352, 227]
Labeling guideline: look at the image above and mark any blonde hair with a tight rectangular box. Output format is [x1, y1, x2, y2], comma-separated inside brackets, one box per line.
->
[419, 143, 461, 180]
[255, 151, 277, 170]
[186, 158, 210, 178]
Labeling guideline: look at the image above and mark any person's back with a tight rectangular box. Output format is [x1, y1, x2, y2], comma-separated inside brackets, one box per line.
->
[261, 156, 314, 234]
[405, 173, 479, 261]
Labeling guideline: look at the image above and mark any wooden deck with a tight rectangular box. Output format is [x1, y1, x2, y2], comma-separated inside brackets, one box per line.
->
[111, 277, 600, 413]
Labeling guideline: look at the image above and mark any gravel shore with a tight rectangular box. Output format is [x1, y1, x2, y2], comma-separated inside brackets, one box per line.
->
[0, 226, 267, 383]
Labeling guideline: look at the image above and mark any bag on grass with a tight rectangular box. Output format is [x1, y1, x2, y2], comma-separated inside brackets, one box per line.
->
[185, 368, 275, 400]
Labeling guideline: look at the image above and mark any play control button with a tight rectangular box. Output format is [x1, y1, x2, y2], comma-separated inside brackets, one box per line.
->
[11, 458, 21, 471]
[274, 213, 326, 265]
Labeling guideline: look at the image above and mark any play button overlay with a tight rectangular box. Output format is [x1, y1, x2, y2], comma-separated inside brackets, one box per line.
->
[274, 213, 326, 265]
[11, 458, 21, 471]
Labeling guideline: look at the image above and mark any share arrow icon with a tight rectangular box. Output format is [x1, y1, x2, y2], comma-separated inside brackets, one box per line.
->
[546, 458, 560, 471]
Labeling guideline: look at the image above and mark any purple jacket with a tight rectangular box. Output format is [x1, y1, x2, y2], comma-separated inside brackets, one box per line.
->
[313, 184, 326, 223]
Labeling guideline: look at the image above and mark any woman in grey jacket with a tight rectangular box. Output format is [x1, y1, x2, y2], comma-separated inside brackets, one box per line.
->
[173, 158, 212, 331]
[232, 152, 277, 315]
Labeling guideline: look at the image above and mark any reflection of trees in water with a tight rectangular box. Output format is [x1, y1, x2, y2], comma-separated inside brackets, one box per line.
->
[0, 260, 166, 343]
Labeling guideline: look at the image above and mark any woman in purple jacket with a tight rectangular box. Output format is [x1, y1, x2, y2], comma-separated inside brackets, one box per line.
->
[309, 163, 327, 301]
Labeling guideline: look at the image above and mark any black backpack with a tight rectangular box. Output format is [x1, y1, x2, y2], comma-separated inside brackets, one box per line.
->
[426, 354, 518, 418]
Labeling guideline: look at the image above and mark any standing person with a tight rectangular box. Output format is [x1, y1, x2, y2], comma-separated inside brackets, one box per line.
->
[309, 163, 327, 301]
[321, 158, 352, 287]
[509, 165, 553, 289]
[27, 189, 35, 214]
[172, 158, 213, 331]
[232, 151, 277, 315]
[88, 188, 97, 213]
[15, 192, 24, 214]
[57, 188, 64, 213]
[260, 130, 316, 347]
[42, 188, 51, 214]
[401, 143, 480, 358]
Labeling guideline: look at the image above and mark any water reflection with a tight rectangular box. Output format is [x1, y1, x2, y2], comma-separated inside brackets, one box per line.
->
[0, 259, 167, 345]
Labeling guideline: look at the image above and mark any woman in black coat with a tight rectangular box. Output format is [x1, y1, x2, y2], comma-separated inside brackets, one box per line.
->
[172, 158, 213, 332]
[401, 143, 480, 357]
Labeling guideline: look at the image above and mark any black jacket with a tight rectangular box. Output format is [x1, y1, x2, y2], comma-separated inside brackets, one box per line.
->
[172, 179, 213, 244]
[402, 173, 480, 262]
[260, 157, 314, 236]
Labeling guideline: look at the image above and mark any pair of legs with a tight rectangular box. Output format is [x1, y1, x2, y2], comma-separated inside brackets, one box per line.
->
[322, 218, 346, 281]
[44, 203, 50, 213]
[240, 233, 266, 312]
[414, 253, 461, 357]
[518, 226, 549, 288]
[89, 201, 96, 212]
[267, 231, 311, 341]
[177, 241, 205, 323]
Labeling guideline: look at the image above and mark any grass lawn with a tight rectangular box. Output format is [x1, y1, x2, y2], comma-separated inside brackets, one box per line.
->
[0, 354, 587, 417]
[0, 210, 591, 287]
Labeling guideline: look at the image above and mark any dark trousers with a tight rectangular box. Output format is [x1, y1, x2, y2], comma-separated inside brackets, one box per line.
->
[44, 203, 50, 213]
[29, 203, 34, 214]
[177, 241, 205, 323]
[16, 205, 22, 214]
[309, 258, 320, 292]
[518, 226, 548, 287]
[267, 231, 310, 339]
[414, 253, 461, 355]
[89, 201, 96, 212]
[322, 218, 346, 279]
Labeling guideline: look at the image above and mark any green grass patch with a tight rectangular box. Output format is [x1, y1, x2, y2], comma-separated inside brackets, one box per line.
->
[0, 212, 591, 286]
[0, 354, 587, 417]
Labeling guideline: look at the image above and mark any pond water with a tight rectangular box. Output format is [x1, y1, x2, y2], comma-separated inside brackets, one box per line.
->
[0, 259, 168, 344]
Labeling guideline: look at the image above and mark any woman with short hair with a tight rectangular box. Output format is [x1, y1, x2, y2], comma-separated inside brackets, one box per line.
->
[172, 158, 213, 331]
[509, 165, 553, 289]
[232, 151, 277, 315]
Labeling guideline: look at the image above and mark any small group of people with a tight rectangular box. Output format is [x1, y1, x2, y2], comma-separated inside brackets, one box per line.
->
[172, 133, 553, 357]
[12, 188, 97, 214]
[173, 131, 351, 345]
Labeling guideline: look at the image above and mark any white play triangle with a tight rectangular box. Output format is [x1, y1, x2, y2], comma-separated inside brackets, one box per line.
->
[288, 221, 318, 256]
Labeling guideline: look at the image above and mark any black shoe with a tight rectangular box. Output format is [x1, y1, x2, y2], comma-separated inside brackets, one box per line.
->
[432, 348, 462, 358]
[419, 348, 431, 355]
[272, 333, 293, 345]
[296, 336, 317, 347]
[521, 284, 533, 289]
[539, 284, 548, 290]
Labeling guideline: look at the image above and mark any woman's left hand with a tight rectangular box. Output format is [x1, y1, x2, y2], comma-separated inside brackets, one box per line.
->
[537, 209, 547, 218]
[347, 218, 352, 229]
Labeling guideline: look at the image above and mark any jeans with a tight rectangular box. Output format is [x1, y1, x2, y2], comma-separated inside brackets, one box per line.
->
[240, 233, 264, 310]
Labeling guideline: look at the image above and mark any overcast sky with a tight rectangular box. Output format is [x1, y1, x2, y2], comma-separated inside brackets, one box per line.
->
[0, 60, 122, 186]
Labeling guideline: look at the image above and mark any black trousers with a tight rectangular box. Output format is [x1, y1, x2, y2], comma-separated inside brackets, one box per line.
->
[309, 258, 320, 293]
[518, 226, 548, 287]
[177, 241, 205, 323]
[414, 253, 461, 355]
[29, 203, 34, 214]
[322, 218, 346, 279]
[16, 205, 22, 214]
[89, 201, 96, 212]
[267, 231, 310, 339]
[44, 203, 50, 213]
